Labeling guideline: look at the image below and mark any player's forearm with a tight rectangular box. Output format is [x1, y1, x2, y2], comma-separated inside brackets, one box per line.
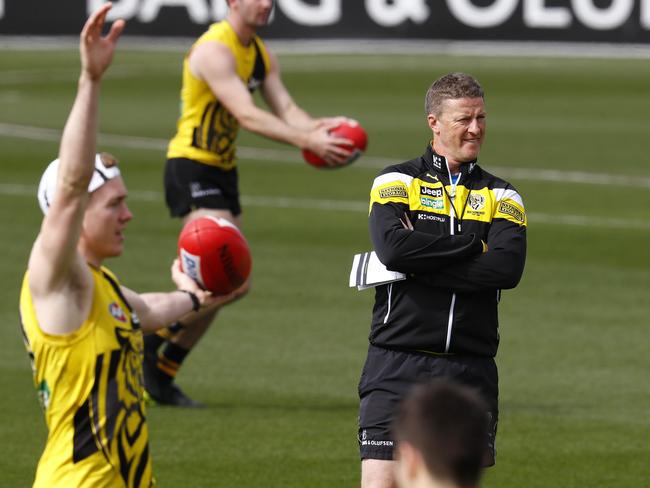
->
[56, 73, 101, 196]
[279, 103, 316, 130]
[238, 105, 309, 149]
[136, 291, 198, 332]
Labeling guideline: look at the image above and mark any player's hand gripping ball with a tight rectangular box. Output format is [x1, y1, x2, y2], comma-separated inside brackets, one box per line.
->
[303, 122, 368, 168]
[178, 216, 252, 295]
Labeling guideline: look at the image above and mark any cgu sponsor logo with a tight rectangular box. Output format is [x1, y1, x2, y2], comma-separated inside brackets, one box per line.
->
[91, 0, 650, 30]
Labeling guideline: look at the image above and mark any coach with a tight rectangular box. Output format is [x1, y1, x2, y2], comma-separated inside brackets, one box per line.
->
[358, 72, 527, 487]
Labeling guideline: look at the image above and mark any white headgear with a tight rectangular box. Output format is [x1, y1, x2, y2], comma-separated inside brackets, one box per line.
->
[37, 153, 121, 214]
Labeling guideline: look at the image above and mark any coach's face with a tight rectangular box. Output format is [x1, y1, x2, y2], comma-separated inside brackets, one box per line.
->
[80, 177, 133, 266]
[429, 97, 486, 165]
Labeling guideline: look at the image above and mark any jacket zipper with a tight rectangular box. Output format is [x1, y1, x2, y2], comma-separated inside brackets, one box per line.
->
[444, 168, 460, 353]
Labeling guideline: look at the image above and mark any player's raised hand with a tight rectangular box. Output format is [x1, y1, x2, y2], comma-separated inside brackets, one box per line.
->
[80, 2, 125, 81]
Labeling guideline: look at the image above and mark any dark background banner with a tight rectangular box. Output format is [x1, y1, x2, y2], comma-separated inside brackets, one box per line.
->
[1, 0, 649, 42]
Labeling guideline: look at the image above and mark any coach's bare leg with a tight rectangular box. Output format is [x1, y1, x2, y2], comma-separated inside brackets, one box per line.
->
[362, 459, 396, 488]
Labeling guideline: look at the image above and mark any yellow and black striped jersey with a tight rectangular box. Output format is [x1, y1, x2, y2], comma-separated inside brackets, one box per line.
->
[368, 144, 527, 357]
[19, 266, 152, 488]
[167, 20, 271, 170]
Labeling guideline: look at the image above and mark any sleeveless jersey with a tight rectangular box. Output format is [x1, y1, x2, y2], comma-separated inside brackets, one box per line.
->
[19, 266, 153, 488]
[167, 21, 271, 170]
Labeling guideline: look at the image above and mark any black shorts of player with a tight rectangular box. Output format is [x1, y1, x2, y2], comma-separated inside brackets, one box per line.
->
[164, 157, 241, 217]
[358, 344, 499, 466]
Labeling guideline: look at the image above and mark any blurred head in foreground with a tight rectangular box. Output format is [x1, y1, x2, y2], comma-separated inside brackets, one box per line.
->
[393, 380, 489, 488]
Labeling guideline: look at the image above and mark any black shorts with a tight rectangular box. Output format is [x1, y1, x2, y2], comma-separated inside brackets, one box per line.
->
[358, 344, 498, 465]
[164, 157, 241, 217]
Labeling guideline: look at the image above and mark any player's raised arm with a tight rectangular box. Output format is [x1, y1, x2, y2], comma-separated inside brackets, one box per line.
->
[28, 4, 124, 323]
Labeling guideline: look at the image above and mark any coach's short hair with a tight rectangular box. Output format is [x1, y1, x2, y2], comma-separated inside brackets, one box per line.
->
[393, 380, 488, 488]
[425, 73, 484, 116]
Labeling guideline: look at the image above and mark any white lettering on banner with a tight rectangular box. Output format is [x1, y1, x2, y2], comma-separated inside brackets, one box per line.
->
[277, 0, 340, 26]
[139, 0, 209, 23]
[447, 0, 518, 28]
[88, 0, 138, 19]
[365, 0, 430, 27]
[524, 0, 571, 28]
[573, 0, 634, 30]
[84, 0, 650, 31]
[88, 0, 216, 23]
[211, 0, 228, 21]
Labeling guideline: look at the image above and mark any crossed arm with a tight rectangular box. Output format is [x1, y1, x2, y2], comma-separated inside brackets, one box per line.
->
[370, 201, 526, 292]
[370, 201, 485, 274]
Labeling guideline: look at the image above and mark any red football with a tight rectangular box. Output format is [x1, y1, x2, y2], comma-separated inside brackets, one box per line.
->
[302, 121, 368, 168]
[178, 216, 252, 295]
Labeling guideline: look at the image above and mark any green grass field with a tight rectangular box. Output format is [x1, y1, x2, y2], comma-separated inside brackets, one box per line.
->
[1, 45, 649, 487]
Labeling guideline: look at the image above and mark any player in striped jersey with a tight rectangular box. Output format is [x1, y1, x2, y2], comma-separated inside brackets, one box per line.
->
[19, 5, 231, 486]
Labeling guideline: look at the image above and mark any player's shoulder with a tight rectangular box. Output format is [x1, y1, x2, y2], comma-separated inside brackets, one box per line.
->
[195, 21, 237, 51]
[203, 20, 230, 39]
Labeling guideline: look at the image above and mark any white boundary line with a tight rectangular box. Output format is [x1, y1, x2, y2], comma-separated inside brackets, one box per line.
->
[2, 183, 649, 231]
[2, 37, 650, 59]
[1, 122, 649, 189]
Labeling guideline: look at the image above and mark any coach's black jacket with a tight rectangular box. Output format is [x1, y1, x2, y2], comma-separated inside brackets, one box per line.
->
[368, 145, 527, 357]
